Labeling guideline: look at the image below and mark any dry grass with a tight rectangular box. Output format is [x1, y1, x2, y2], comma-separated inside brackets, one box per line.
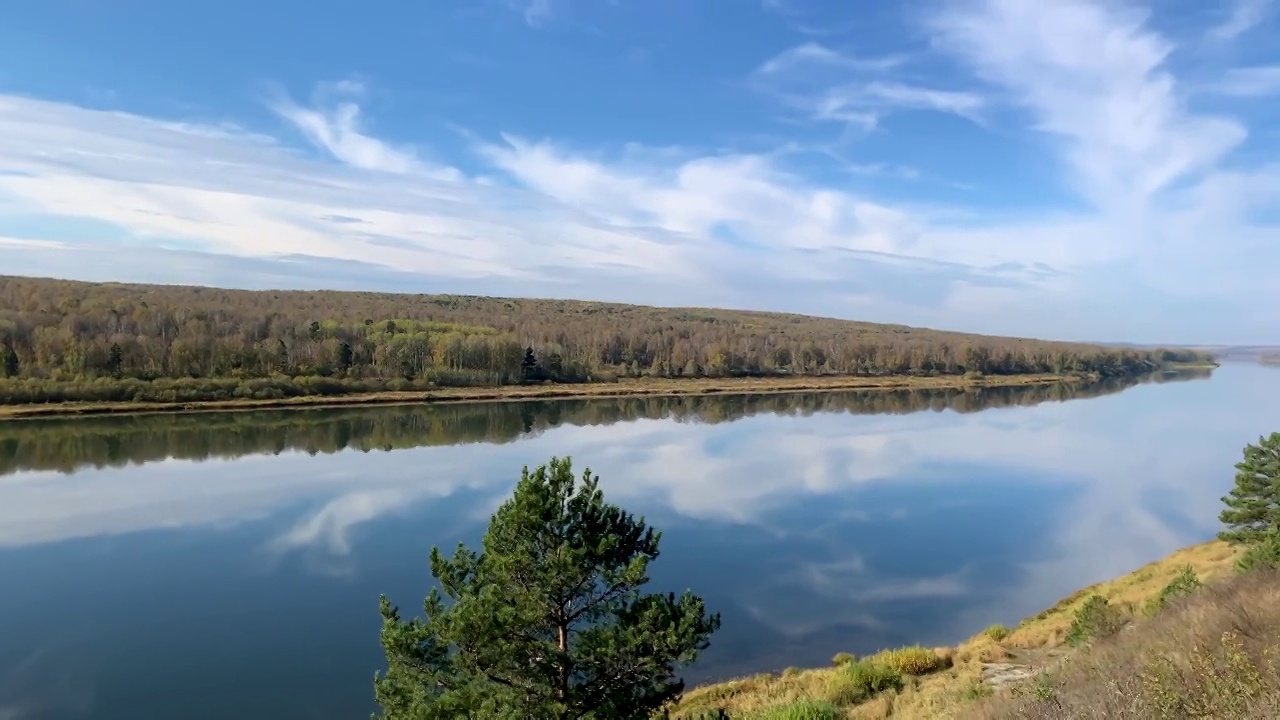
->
[1002, 540, 1241, 650]
[669, 540, 1248, 720]
[963, 568, 1280, 719]
[0, 371, 1083, 420]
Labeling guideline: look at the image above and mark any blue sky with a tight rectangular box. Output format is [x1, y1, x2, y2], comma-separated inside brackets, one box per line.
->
[0, 0, 1277, 344]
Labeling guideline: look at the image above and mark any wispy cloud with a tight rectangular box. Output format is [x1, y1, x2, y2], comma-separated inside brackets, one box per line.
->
[266, 80, 459, 179]
[1208, 0, 1270, 40]
[513, 0, 552, 27]
[753, 43, 981, 129]
[755, 42, 907, 76]
[1, 0, 1279, 344]
[928, 0, 1246, 209]
[1215, 65, 1280, 97]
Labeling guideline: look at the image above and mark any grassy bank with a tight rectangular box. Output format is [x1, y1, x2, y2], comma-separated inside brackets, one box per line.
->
[670, 540, 1250, 719]
[0, 371, 1106, 420]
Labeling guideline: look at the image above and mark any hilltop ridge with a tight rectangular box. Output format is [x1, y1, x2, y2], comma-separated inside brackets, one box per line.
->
[0, 275, 1212, 411]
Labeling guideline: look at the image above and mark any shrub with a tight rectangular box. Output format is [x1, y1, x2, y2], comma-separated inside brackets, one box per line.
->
[1144, 565, 1203, 616]
[830, 652, 855, 666]
[744, 700, 839, 720]
[983, 624, 1011, 641]
[1138, 629, 1275, 717]
[1237, 529, 1280, 574]
[869, 645, 948, 675]
[1065, 594, 1126, 646]
[825, 660, 904, 706]
[963, 680, 994, 701]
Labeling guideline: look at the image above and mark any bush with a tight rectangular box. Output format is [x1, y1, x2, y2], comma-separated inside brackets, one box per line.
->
[1065, 595, 1126, 646]
[1144, 565, 1203, 616]
[868, 645, 948, 675]
[746, 699, 839, 719]
[825, 660, 904, 705]
[983, 624, 1011, 641]
[962, 679, 994, 701]
[830, 652, 855, 666]
[1237, 529, 1280, 574]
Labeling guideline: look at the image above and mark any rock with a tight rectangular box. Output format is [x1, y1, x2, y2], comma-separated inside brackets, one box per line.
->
[980, 662, 1040, 689]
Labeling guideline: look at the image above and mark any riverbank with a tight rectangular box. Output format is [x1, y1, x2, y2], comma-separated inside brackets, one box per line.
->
[669, 539, 1247, 719]
[0, 371, 1109, 420]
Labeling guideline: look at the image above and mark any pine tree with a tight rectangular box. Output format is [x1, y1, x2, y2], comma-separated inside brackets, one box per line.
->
[373, 457, 720, 719]
[2, 345, 17, 378]
[337, 341, 354, 373]
[1219, 432, 1280, 544]
[521, 346, 539, 382]
[107, 343, 124, 377]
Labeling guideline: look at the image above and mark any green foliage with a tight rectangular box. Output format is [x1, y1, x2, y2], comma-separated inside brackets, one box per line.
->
[1143, 566, 1203, 616]
[1065, 595, 1126, 646]
[824, 660, 904, 706]
[0, 275, 1213, 403]
[983, 624, 1011, 641]
[1, 345, 16, 378]
[743, 700, 839, 720]
[867, 645, 947, 675]
[374, 457, 720, 720]
[829, 652, 855, 667]
[1219, 432, 1280, 544]
[1236, 528, 1280, 574]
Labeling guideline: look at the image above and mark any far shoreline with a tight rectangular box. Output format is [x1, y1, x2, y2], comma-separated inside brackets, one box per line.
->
[0, 365, 1214, 421]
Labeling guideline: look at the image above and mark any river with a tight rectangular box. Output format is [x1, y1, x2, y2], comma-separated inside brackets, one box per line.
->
[0, 365, 1275, 719]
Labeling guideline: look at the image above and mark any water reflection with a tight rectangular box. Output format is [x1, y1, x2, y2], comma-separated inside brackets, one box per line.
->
[0, 369, 1208, 477]
[5, 365, 1276, 720]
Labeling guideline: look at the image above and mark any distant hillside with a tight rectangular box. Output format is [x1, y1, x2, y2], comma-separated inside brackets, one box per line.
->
[1108, 342, 1280, 363]
[0, 275, 1210, 405]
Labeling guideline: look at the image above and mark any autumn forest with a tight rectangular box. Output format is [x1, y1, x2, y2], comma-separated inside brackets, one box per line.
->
[0, 275, 1210, 405]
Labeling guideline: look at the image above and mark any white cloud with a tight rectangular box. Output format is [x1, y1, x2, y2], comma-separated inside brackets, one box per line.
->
[266, 80, 458, 178]
[1215, 65, 1280, 97]
[928, 0, 1247, 210]
[0, 1, 1277, 343]
[753, 43, 980, 128]
[1208, 0, 1270, 40]
[755, 42, 907, 76]
[514, 0, 552, 27]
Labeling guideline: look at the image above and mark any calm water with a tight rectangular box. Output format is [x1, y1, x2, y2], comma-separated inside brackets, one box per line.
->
[1, 366, 1276, 719]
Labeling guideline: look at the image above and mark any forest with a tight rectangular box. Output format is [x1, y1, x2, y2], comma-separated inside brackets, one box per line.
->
[0, 275, 1211, 404]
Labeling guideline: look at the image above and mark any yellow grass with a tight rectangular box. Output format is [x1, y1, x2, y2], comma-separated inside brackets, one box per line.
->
[0, 371, 1085, 420]
[668, 540, 1246, 720]
[965, 568, 1280, 718]
[1001, 539, 1241, 650]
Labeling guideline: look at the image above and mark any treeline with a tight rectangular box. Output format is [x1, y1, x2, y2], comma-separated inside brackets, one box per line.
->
[0, 276, 1211, 400]
[0, 368, 1209, 477]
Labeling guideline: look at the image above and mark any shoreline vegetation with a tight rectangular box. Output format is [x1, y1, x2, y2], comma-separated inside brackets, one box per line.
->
[0, 366, 1211, 420]
[670, 431, 1280, 719]
[361, 431, 1279, 718]
[670, 540, 1253, 719]
[0, 275, 1214, 418]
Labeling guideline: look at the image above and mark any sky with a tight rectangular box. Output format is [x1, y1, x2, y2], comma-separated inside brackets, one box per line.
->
[0, 0, 1276, 344]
